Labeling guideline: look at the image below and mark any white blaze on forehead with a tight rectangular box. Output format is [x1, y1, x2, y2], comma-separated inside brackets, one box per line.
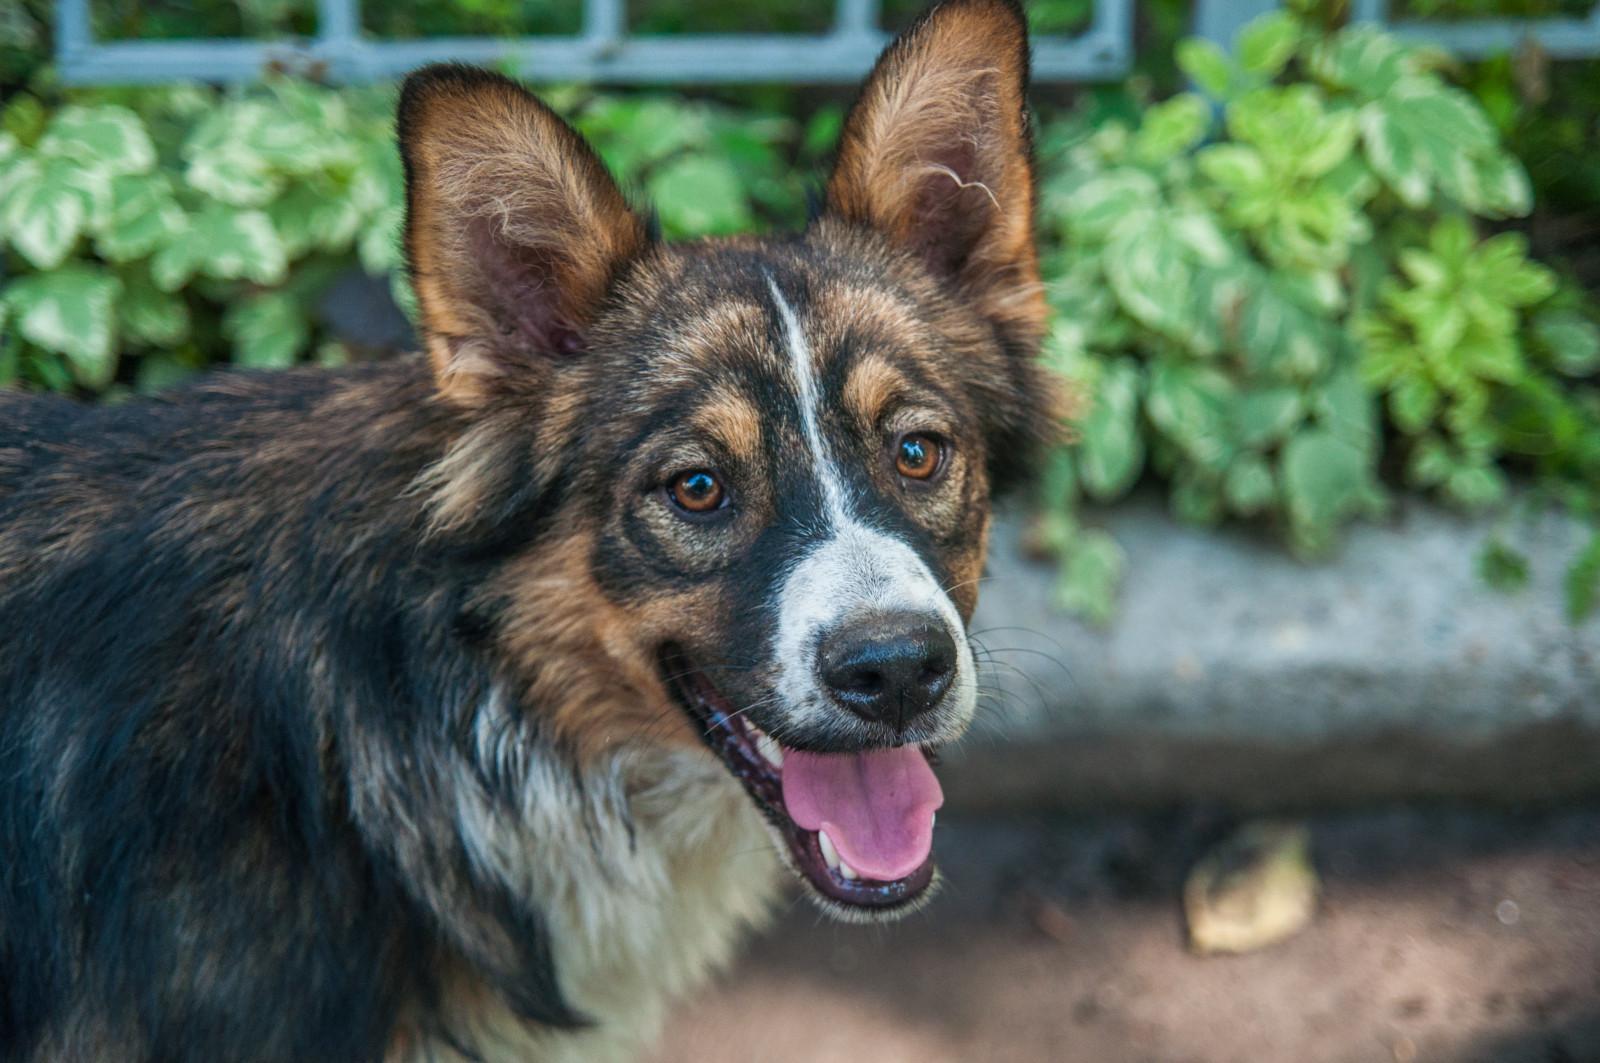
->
[763, 275, 976, 737]
[767, 274, 849, 523]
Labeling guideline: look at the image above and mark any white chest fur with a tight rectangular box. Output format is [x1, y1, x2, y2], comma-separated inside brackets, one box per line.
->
[397, 745, 782, 1063]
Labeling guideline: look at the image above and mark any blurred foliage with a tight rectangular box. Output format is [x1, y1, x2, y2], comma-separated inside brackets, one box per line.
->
[0, 81, 408, 389]
[1032, 4, 1600, 621]
[0, 77, 821, 393]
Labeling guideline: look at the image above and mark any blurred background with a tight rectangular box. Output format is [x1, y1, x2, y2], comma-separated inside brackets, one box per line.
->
[3, 0, 1599, 1058]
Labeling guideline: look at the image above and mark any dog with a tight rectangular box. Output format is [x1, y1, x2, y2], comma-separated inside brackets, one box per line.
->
[0, 1, 1058, 1059]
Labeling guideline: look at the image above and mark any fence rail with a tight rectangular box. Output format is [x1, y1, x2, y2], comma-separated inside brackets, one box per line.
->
[55, 0, 1600, 87]
[1351, 0, 1600, 59]
[56, 0, 1132, 84]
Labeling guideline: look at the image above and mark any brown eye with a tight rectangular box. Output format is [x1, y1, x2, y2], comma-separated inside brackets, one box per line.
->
[669, 470, 726, 514]
[895, 434, 941, 481]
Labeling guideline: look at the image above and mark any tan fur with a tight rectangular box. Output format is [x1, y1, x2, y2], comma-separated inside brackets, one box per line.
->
[842, 353, 910, 434]
[690, 386, 765, 469]
[493, 533, 710, 759]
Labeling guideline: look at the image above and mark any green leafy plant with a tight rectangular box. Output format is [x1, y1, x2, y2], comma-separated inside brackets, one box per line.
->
[1034, 5, 1600, 621]
[0, 81, 405, 388]
[0, 78, 813, 394]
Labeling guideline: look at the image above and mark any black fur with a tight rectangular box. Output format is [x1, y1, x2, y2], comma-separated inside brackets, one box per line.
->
[0, 363, 582, 1062]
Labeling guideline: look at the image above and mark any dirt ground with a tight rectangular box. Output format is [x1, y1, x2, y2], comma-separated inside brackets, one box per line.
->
[647, 806, 1600, 1063]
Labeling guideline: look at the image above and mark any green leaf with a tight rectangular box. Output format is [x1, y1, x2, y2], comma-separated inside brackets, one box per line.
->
[1176, 37, 1235, 99]
[97, 172, 188, 262]
[118, 269, 190, 347]
[647, 155, 751, 238]
[1388, 375, 1440, 434]
[1061, 169, 1160, 241]
[1281, 429, 1379, 554]
[1359, 80, 1497, 211]
[1, 96, 44, 147]
[0, 157, 90, 269]
[269, 180, 363, 258]
[1406, 435, 1454, 488]
[1077, 358, 1145, 500]
[1147, 362, 1236, 470]
[224, 291, 307, 369]
[359, 203, 404, 274]
[1397, 247, 1446, 290]
[1039, 446, 1078, 511]
[1234, 386, 1304, 448]
[1238, 270, 1332, 380]
[1311, 26, 1410, 96]
[1225, 453, 1276, 515]
[1172, 467, 1226, 526]
[1053, 529, 1124, 626]
[1314, 369, 1378, 446]
[1104, 212, 1196, 341]
[186, 144, 283, 207]
[1534, 310, 1600, 377]
[1197, 143, 1268, 191]
[1487, 248, 1557, 307]
[801, 105, 843, 161]
[1236, 12, 1300, 77]
[153, 203, 287, 290]
[3, 266, 122, 387]
[1476, 538, 1529, 592]
[1135, 94, 1211, 164]
[1443, 461, 1506, 510]
[1566, 533, 1600, 623]
[181, 96, 342, 207]
[36, 105, 155, 177]
[1467, 150, 1532, 218]
[1358, 99, 1429, 207]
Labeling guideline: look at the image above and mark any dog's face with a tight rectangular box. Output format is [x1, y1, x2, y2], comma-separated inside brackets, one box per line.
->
[399, 0, 1058, 919]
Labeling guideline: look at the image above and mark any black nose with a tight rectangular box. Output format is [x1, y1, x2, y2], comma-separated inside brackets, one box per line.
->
[818, 612, 957, 731]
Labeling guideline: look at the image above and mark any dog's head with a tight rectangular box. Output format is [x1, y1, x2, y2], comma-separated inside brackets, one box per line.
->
[399, 0, 1062, 920]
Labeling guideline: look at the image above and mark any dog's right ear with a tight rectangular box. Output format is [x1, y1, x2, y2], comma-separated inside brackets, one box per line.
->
[399, 65, 647, 406]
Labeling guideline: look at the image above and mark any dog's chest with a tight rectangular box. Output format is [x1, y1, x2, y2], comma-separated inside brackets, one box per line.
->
[400, 748, 782, 1063]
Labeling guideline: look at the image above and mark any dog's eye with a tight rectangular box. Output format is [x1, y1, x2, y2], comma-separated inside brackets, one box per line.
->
[894, 434, 942, 481]
[669, 470, 727, 514]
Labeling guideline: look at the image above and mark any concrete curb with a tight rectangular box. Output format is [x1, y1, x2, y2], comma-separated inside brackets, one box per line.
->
[945, 496, 1600, 811]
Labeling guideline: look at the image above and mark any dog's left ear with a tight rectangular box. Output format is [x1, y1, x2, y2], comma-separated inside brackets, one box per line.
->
[399, 64, 648, 406]
[825, 0, 1044, 350]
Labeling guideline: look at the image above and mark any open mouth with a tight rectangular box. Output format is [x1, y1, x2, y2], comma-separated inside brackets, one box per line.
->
[660, 648, 942, 914]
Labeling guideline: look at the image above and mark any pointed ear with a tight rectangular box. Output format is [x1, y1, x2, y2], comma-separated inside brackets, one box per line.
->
[399, 65, 647, 405]
[825, 0, 1044, 348]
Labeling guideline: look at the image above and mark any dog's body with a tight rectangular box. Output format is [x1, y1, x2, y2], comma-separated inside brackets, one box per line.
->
[0, 4, 1058, 1060]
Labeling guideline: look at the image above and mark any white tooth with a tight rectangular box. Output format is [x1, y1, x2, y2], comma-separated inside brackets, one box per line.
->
[818, 830, 841, 871]
[930, 812, 937, 829]
[838, 860, 859, 881]
[755, 732, 784, 768]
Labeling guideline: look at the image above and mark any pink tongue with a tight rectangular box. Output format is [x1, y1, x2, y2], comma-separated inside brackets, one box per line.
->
[781, 746, 943, 881]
